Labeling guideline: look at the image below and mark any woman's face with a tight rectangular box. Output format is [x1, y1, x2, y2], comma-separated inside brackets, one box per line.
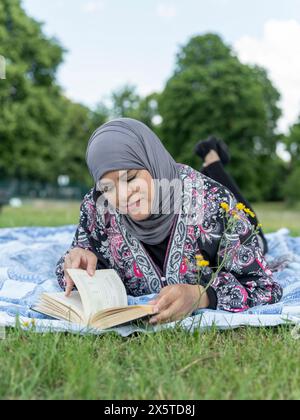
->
[98, 169, 155, 221]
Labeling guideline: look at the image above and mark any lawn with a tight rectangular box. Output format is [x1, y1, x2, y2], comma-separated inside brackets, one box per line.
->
[1, 199, 299, 235]
[0, 200, 300, 400]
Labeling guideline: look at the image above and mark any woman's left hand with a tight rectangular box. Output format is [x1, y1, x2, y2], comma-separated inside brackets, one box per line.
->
[148, 284, 209, 325]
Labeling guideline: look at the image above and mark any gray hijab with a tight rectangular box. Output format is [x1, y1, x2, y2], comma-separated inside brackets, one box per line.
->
[86, 118, 183, 245]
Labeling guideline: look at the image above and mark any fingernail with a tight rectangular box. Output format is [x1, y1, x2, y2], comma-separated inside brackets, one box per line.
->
[153, 306, 159, 313]
[150, 317, 157, 324]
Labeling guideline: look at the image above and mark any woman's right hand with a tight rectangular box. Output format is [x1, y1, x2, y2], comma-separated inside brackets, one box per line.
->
[63, 248, 98, 297]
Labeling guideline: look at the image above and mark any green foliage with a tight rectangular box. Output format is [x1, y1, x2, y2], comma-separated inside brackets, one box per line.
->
[110, 84, 141, 119]
[0, 4, 296, 202]
[158, 34, 283, 201]
[58, 99, 108, 186]
[283, 165, 300, 205]
[175, 33, 234, 72]
[282, 117, 300, 204]
[0, 0, 108, 188]
[286, 117, 300, 165]
[108, 84, 161, 133]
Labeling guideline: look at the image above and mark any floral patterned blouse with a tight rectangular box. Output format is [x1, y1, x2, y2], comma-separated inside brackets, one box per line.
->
[55, 164, 283, 313]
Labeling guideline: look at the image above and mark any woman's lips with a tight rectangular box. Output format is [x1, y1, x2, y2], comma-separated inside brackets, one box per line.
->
[127, 199, 141, 210]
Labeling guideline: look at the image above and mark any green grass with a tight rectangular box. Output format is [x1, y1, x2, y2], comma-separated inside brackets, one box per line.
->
[0, 201, 300, 400]
[1, 199, 299, 234]
[1, 325, 300, 400]
[0, 200, 80, 228]
[255, 202, 300, 237]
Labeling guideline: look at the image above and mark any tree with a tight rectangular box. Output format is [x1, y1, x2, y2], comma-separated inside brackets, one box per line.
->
[283, 165, 300, 205]
[0, 0, 64, 181]
[158, 34, 283, 201]
[109, 84, 163, 135]
[175, 33, 233, 73]
[60, 99, 109, 186]
[281, 115, 300, 204]
[286, 116, 300, 166]
[0, 0, 109, 190]
[110, 84, 141, 119]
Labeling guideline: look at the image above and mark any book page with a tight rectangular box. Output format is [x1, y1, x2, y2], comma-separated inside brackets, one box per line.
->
[93, 306, 155, 330]
[34, 292, 84, 323]
[44, 292, 84, 314]
[66, 269, 128, 322]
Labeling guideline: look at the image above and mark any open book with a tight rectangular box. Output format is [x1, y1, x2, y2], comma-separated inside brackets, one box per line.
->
[33, 269, 156, 330]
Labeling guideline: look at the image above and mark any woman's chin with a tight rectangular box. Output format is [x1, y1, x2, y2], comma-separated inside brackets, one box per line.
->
[129, 211, 151, 221]
[127, 200, 151, 220]
[128, 205, 151, 220]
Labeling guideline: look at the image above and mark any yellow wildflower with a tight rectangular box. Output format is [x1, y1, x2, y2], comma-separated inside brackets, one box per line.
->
[236, 203, 246, 211]
[258, 223, 263, 228]
[221, 202, 230, 212]
[231, 210, 240, 220]
[197, 260, 210, 268]
[244, 208, 256, 218]
[22, 321, 30, 328]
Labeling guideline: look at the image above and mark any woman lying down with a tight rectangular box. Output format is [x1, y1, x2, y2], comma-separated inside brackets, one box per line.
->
[55, 118, 283, 325]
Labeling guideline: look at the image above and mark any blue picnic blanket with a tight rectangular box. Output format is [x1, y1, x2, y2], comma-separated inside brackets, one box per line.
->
[0, 225, 300, 336]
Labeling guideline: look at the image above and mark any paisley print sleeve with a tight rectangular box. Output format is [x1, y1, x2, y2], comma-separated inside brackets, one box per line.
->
[199, 178, 283, 313]
[55, 188, 110, 290]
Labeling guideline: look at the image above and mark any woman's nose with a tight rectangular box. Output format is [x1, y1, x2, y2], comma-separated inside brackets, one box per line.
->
[117, 185, 138, 208]
[128, 184, 140, 196]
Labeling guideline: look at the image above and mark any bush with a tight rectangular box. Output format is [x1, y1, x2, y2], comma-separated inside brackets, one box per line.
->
[283, 166, 300, 205]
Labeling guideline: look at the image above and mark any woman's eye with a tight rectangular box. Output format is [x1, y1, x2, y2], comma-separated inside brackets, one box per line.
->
[101, 175, 136, 193]
[101, 186, 111, 194]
